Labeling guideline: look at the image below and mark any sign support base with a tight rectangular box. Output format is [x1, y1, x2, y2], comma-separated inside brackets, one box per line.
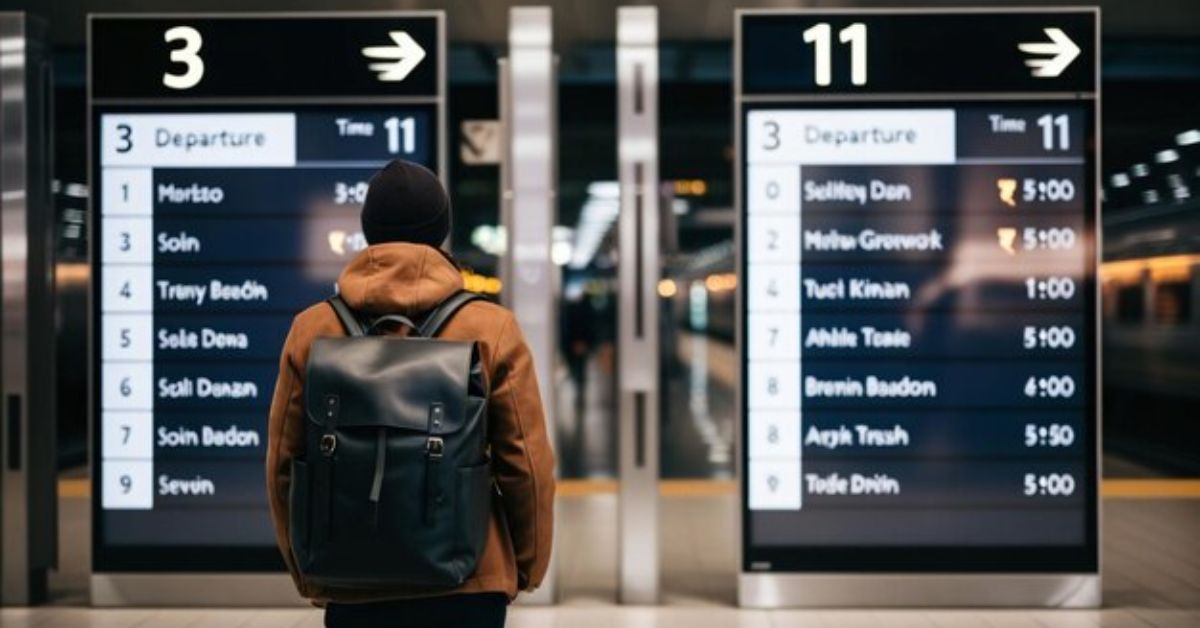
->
[91, 574, 307, 607]
[740, 573, 1100, 608]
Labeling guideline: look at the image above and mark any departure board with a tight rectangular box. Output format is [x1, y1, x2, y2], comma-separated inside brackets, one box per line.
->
[90, 14, 443, 572]
[737, 9, 1099, 574]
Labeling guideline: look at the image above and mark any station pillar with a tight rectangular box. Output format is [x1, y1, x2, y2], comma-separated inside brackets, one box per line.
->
[616, 5, 660, 605]
[1, 11, 57, 607]
[500, 6, 559, 605]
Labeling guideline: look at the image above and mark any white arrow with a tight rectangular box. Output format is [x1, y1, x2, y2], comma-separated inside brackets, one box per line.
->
[362, 31, 426, 82]
[1018, 27, 1080, 78]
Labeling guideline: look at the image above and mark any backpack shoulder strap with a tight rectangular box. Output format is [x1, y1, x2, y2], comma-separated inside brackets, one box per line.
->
[326, 295, 366, 337]
[417, 290, 484, 338]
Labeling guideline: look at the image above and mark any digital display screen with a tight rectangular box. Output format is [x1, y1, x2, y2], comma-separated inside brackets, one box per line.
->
[90, 15, 443, 572]
[738, 11, 1098, 573]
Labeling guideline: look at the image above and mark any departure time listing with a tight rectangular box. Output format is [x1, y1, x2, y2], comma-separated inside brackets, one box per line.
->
[98, 110, 433, 513]
[744, 106, 1090, 528]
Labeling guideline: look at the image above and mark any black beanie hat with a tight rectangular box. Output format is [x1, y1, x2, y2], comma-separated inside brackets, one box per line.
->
[360, 160, 451, 246]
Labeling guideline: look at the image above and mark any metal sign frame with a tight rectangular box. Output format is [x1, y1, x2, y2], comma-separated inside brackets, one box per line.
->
[86, 11, 446, 606]
[734, 7, 1102, 608]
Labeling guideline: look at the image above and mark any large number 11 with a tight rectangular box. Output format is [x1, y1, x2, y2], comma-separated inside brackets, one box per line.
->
[802, 23, 867, 87]
[383, 116, 416, 155]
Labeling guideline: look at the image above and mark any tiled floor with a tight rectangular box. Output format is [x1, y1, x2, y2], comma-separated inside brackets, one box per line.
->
[3, 493, 1198, 627]
[4, 606, 1195, 628]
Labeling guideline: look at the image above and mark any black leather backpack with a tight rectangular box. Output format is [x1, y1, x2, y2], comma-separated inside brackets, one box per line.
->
[289, 290, 491, 589]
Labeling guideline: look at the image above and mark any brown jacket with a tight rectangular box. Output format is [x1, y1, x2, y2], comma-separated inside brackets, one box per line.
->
[266, 242, 555, 603]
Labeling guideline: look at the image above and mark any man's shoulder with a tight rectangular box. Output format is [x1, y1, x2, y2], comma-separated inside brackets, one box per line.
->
[295, 300, 340, 327]
[287, 300, 345, 345]
[461, 297, 511, 319]
[292, 296, 511, 336]
[445, 297, 516, 341]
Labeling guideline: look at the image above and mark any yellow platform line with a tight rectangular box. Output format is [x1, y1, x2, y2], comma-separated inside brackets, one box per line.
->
[557, 479, 617, 497]
[57, 477, 1200, 500]
[1101, 479, 1200, 498]
[660, 479, 738, 497]
[59, 478, 89, 498]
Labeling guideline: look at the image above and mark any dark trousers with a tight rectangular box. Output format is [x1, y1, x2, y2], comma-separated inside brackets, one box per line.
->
[325, 593, 507, 628]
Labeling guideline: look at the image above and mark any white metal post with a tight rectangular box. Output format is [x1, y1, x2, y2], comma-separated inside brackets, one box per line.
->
[616, 5, 660, 605]
[504, 6, 559, 605]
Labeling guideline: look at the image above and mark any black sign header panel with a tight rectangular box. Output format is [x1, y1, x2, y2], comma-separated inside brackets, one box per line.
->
[741, 11, 1096, 95]
[91, 15, 441, 99]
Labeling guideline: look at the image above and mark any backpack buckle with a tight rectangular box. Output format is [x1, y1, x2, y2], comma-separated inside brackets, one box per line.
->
[426, 437, 444, 460]
[320, 433, 337, 456]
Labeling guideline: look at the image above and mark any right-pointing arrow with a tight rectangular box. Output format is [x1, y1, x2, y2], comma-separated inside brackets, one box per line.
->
[1018, 27, 1081, 78]
[362, 31, 426, 82]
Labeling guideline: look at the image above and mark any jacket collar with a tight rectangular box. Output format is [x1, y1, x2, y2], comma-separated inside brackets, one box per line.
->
[336, 243, 462, 315]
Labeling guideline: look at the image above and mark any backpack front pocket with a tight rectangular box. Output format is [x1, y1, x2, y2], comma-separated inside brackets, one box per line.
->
[455, 463, 492, 578]
[288, 459, 310, 566]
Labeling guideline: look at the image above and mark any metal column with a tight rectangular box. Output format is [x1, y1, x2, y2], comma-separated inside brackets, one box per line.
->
[616, 5, 659, 605]
[501, 6, 559, 605]
[1, 12, 56, 606]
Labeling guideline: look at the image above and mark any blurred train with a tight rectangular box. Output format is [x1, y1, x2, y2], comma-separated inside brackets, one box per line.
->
[1101, 200, 1200, 399]
[668, 204, 1200, 392]
[660, 239, 737, 342]
[663, 202, 1200, 473]
[1099, 200, 1200, 472]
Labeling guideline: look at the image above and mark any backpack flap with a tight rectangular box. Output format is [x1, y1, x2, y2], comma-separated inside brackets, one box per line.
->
[304, 336, 477, 435]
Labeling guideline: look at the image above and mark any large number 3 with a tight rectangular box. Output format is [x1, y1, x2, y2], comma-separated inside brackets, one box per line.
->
[162, 26, 204, 90]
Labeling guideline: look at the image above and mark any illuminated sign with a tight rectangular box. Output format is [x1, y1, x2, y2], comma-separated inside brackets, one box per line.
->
[90, 13, 444, 572]
[737, 9, 1099, 576]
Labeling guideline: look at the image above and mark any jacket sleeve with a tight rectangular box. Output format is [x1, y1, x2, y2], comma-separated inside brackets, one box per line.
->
[489, 314, 557, 591]
[265, 320, 308, 595]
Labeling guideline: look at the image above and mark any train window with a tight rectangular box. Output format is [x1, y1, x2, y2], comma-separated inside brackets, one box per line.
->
[1154, 281, 1191, 325]
[1117, 284, 1144, 324]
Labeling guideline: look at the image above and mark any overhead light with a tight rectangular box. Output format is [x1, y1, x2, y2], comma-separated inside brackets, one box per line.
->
[1168, 174, 1190, 202]
[64, 183, 89, 198]
[688, 281, 708, 330]
[551, 241, 573, 266]
[570, 182, 621, 270]
[1156, 149, 1180, 164]
[657, 278, 677, 298]
[1177, 129, 1200, 146]
[470, 224, 506, 256]
[672, 179, 708, 196]
[1110, 173, 1130, 188]
[563, 280, 585, 302]
[1142, 189, 1160, 204]
[704, 273, 737, 292]
[1131, 163, 1150, 178]
[587, 181, 620, 200]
